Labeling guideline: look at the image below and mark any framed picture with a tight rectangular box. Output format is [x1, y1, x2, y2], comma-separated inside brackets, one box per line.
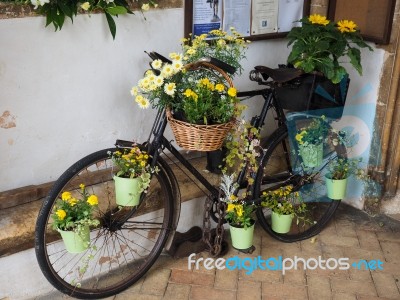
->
[328, 0, 396, 44]
[184, 0, 311, 41]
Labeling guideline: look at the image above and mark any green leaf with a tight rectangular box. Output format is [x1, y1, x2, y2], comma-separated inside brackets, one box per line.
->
[105, 12, 116, 39]
[347, 47, 362, 75]
[105, 6, 128, 16]
[58, 2, 73, 21]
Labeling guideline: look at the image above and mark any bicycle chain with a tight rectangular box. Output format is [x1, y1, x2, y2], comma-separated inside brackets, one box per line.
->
[203, 193, 226, 257]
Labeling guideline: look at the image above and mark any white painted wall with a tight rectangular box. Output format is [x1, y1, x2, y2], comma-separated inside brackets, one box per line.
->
[0, 8, 383, 195]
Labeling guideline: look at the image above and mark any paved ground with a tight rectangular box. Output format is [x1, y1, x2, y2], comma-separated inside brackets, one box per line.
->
[36, 203, 400, 300]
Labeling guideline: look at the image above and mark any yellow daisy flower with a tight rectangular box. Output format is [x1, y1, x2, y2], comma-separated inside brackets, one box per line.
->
[87, 194, 98, 206]
[61, 191, 72, 201]
[308, 14, 330, 26]
[56, 209, 66, 220]
[337, 20, 357, 33]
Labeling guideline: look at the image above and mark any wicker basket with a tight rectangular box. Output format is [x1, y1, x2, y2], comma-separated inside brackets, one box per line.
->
[166, 61, 236, 151]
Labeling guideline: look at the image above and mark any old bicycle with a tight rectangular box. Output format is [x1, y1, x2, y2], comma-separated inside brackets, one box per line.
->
[35, 54, 348, 298]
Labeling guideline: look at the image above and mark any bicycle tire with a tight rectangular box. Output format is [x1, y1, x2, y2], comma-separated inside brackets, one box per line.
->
[254, 125, 344, 242]
[35, 148, 174, 299]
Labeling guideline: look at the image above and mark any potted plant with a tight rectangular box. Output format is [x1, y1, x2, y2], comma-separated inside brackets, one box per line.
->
[52, 184, 100, 253]
[218, 122, 261, 250]
[261, 186, 307, 234]
[109, 146, 152, 206]
[130, 28, 249, 151]
[325, 157, 365, 200]
[287, 14, 372, 84]
[295, 116, 329, 168]
[220, 173, 256, 250]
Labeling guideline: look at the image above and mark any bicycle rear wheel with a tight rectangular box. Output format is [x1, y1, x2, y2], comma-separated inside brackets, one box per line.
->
[35, 148, 174, 299]
[254, 126, 345, 242]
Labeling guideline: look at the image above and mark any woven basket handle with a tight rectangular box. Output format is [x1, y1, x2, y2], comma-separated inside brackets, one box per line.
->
[183, 61, 234, 88]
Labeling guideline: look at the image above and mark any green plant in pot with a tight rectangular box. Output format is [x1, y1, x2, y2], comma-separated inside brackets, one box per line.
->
[261, 186, 309, 234]
[52, 184, 100, 253]
[219, 122, 262, 250]
[287, 14, 372, 83]
[325, 157, 366, 200]
[220, 173, 256, 250]
[109, 146, 152, 206]
[295, 116, 329, 168]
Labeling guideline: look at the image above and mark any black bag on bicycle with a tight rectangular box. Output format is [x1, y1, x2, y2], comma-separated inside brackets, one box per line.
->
[275, 70, 350, 119]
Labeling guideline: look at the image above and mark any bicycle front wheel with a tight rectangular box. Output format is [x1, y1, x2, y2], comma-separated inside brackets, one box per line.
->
[254, 126, 344, 242]
[35, 148, 174, 299]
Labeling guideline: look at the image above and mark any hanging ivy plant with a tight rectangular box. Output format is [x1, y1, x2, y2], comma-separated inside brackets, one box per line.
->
[9, 0, 157, 39]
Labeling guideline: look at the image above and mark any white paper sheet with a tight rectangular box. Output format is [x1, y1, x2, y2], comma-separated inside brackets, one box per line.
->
[222, 0, 251, 36]
[251, 0, 279, 35]
[278, 0, 304, 32]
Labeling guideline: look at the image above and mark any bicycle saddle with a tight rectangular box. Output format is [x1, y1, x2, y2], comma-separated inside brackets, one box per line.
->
[254, 65, 303, 83]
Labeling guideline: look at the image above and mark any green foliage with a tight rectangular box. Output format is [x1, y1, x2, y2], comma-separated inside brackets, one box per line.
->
[287, 14, 372, 83]
[220, 173, 256, 228]
[295, 116, 330, 146]
[261, 186, 307, 216]
[23, 0, 157, 39]
[108, 146, 152, 179]
[326, 157, 366, 180]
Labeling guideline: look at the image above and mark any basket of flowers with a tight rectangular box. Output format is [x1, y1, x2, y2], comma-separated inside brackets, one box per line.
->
[131, 28, 248, 151]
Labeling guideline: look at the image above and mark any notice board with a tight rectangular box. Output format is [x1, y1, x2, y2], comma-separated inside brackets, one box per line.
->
[328, 0, 396, 44]
[184, 0, 311, 41]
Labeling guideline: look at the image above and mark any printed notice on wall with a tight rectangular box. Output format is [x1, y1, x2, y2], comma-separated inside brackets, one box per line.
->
[222, 0, 251, 36]
[251, 0, 279, 35]
[278, 0, 304, 32]
[192, 0, 223, 36]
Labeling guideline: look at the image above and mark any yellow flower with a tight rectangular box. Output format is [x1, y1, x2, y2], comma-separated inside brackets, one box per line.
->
[151, 59, 162, 70]
[79, 184, 85, 190]
[337, 20, 357, 33]
[236, 205, 243, 217]
[130, 86, 139, 96]
[215, 83, 225, 92]
[56, 209, 66, 220]
[154, 76, 164, 87]
[80, 2, 90, 10]
[137, 97, 150, 109]
[68, 197, 78, 206]
[308, 14, 330, 26]
[141, 3, 150, 11]
[161, 65, 174, 78]
[187, 48, 196, 55]
[227, 203, 235, 212]
[61, 191, 72, 201]
[164, 82, 176, 96]
[87, 194, 98, 206]
[227, 87, 237, 97]
[229, 194, 238, 201]
[172, 60, 183, 73]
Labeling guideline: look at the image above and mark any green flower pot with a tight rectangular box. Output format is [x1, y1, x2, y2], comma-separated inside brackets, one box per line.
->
[299, 142, 323, 168]
[113, 176, 142, 206]
[271, 212, 293, 234]
[58, 226, 90, 253]
[229, 222, 255, 250]
[325, 175, 348, 200]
